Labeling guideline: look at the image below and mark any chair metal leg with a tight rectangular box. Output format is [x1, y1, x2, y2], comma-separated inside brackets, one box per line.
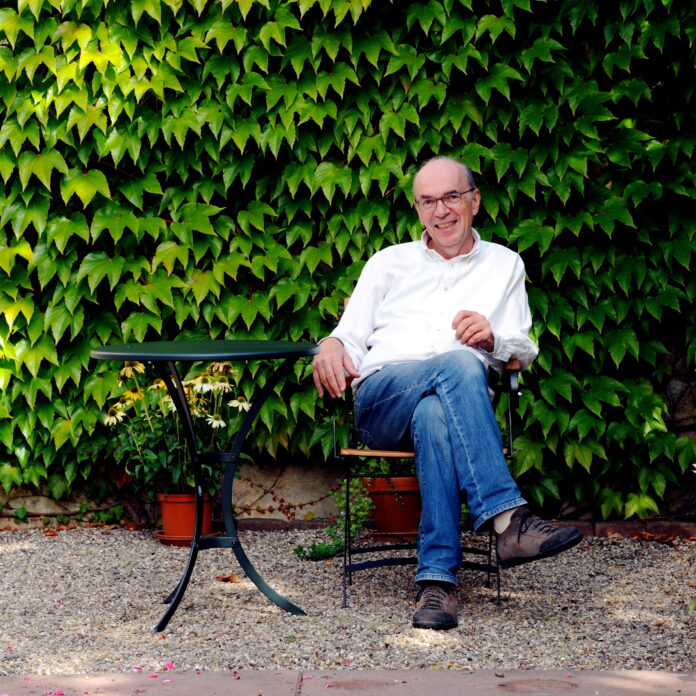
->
[496, 563, 502, 604]
[342, 472, 352, 608]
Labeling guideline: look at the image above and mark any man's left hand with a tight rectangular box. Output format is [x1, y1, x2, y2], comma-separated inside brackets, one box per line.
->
[452, 310, 494, 352]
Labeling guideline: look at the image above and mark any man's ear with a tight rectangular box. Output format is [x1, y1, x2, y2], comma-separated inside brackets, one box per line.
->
[471, 189, 482, 216]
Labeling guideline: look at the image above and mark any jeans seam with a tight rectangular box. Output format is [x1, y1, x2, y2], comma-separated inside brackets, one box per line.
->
[435, 371, 485, 516]
[415, 571, 457, 584]
[356, 374, 434, 413]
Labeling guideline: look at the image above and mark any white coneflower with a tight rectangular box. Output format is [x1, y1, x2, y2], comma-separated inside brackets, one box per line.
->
[104, 408, 126, 425]
[212, 379, 233, 393]
[206, 413, 226, 429]
[118, 361, 146, 379]
[228, 398, 252, 412]
[192, 375, 214, 393]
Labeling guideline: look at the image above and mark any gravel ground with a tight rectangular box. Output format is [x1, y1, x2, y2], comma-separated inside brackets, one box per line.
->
[0, 526, 694, 675]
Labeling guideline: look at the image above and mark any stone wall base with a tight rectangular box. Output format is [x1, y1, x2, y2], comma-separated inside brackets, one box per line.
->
[236, 516, 696, 540]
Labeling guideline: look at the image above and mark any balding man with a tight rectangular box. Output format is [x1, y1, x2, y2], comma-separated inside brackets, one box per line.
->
[313, 157, 581, 630]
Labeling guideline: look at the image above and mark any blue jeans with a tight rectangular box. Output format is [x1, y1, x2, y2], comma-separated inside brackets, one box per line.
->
[354, 350, 526, 586]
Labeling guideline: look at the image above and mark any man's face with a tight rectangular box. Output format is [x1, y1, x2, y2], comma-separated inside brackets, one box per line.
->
[413, 160, 481, 259]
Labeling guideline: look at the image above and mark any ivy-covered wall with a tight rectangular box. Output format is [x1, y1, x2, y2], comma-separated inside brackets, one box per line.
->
[1, 0, 694, 519]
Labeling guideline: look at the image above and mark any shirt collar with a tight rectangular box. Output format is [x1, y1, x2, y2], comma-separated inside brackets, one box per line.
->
[420, 228, 482, 262]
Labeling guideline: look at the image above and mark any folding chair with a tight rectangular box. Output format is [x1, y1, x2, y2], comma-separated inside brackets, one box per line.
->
[332, 359, 521, 608]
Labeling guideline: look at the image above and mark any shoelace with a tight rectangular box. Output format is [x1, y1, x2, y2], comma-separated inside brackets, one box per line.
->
[516, 509, 557, 543]
[417, 586, 450, 609]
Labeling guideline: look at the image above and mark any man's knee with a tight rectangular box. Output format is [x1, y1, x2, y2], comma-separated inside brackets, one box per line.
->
[439, 349, 487, 383]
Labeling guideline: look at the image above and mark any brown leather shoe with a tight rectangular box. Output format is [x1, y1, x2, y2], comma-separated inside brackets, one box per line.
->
[496, 506, 582, 569]
[412, 584, 458, 630]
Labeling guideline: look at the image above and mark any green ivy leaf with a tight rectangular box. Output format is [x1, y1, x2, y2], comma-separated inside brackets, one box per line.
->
[76, 252, 125, 293]
[60, 168, 111, 207]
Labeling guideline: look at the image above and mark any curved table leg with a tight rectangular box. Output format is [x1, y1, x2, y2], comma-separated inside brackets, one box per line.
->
[155, 544, 200, 632]
[220, 454, 306, 617]
[152, 358, 306, 633]
[220, 357, 306, 616]
[152, 362, 206, 633]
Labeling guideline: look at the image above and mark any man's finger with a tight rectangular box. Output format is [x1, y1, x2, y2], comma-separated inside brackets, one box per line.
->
[343, 354, 361, 379]
[312, 369, 324, 396]
[455, 317, 479, 341]
[452, 309, 476, 329]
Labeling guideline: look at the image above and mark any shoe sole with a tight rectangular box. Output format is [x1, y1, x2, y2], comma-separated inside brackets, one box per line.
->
[412, 619, 458, 630]
[497, 532, 583, 570]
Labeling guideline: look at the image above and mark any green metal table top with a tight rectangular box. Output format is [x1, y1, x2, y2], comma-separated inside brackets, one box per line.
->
[91, 339, 319, 362]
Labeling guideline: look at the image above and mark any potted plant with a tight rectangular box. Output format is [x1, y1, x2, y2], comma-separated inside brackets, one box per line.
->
[103, 360, 251, 544]
[359, 456, 421, 538]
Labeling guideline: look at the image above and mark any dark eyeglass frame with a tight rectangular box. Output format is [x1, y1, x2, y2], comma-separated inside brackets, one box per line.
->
[416, 187, 476, 211]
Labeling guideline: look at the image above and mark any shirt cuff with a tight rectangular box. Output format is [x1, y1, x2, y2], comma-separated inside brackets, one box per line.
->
[477, 331, 511, 366]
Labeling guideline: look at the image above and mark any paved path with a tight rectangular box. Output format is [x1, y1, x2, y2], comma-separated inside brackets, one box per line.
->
[1, 670, 694, 695]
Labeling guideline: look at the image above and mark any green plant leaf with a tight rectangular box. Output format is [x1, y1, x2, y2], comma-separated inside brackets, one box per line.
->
[60, 168, 111, 207]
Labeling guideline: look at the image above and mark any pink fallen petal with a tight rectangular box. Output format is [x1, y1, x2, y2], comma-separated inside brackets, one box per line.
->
[24, 677, 32, 681]
[302, 675, 313, 679]
[163, 679, 173, 683]
[56, 692, 66, 695]
[164, 662, 175, 670]
[326, 685, 334, 689]
[343, 660, 352, 664]
[6, 646, 14, 650]
[132, 666, 143, 671]
[148, 674, 158, 678]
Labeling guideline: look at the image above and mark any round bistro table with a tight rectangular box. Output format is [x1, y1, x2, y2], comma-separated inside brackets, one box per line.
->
[91, 339, 319, 632]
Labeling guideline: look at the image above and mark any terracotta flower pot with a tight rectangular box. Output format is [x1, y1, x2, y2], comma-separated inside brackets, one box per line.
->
[156, 493, 213, 546]
[362, 476, 421, 539]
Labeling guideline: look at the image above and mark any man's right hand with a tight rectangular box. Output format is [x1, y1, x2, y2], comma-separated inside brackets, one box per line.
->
[312, 337, 361, 398]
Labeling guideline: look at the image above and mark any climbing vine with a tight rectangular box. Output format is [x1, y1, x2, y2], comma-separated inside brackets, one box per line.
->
[0, 0, 694, 519]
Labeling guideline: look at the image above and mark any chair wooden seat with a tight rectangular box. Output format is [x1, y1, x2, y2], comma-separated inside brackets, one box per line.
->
[339, 447, 415, 458]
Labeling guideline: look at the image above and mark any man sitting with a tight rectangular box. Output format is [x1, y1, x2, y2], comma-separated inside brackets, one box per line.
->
[312, 156, 582, 630]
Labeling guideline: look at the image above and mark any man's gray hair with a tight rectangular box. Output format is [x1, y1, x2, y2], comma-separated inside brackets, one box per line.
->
[412, 157, 477, 199]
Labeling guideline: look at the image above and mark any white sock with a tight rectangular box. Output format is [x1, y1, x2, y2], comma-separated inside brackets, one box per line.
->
[493, 508, 518, 534]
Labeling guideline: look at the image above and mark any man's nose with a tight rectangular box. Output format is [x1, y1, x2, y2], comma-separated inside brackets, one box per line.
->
[434, 198, 449, 215]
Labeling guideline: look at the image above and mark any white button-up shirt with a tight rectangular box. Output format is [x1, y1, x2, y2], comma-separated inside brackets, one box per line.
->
[329, 230, 538, 388]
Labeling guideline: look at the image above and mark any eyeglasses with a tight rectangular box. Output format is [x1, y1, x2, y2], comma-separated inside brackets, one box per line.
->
[416, 188, 475, 212]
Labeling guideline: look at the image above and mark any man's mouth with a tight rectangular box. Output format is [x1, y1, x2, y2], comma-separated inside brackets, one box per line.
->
[435, 220, 457, 230]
